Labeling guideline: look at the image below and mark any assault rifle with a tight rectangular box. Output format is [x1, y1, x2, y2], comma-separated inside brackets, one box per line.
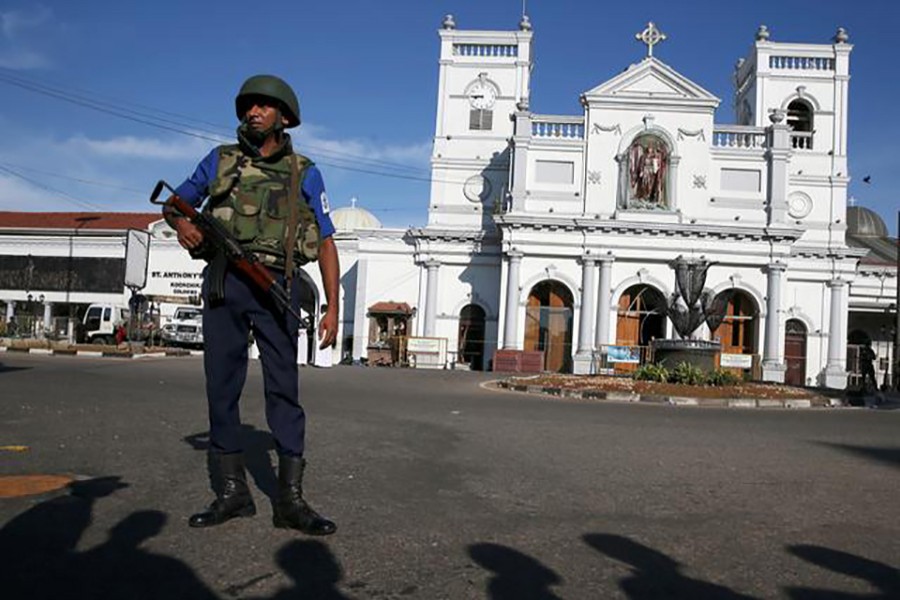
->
[149, 180, 306, 325]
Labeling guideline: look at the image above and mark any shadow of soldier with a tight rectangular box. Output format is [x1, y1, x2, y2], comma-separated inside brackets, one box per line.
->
[246, 540, 354, 600]
[0, 476, 128, 597]
[184, 425, 279, 501]
[784, 544, 900, 599]
[583, 533, 759, 599]
[468, 542, 564, 600]
[73, 510, 218, 600]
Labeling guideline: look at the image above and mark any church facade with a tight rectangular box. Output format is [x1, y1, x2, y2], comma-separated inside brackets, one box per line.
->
[343, 17, 872, 388]
[1, 18, 896, 390]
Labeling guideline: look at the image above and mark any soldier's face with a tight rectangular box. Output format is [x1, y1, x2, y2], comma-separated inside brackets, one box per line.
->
[242, 96, 280, 133]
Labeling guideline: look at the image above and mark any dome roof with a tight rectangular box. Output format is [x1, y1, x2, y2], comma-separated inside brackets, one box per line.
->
[847, 206, 888, 238]
[330, 200, 382, 232]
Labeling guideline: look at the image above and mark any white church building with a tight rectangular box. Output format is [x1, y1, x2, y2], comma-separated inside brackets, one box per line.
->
[1, 17, 897, 390]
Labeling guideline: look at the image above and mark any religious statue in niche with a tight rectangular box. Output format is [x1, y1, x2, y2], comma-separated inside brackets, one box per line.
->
[627, 134, 669, 209]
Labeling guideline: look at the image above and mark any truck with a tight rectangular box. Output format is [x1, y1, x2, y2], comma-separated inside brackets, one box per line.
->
[81, 303, 129, 345]
[160, 305, 204, 349]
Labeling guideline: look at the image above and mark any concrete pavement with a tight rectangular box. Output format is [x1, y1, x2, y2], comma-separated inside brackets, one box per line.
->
[0, 354, 898, 599]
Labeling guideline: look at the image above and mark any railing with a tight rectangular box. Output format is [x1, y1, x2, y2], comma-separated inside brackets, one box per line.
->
[531, 116, 585, 140]
[769, 56, 834, 71]
[453, 44, 518, 57]
[790, 131, 813, 150]
[712, 126, 768, 149]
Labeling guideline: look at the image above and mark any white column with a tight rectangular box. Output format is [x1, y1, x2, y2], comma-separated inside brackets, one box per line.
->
[573, 255, 597, 374]
[502, 251, 524, 349]
[765, 110, 791, 224]
[762, 262, 787, 383]
[823, 279, 848, 389]
[351, 257, 369, 362]
[423, 260, 441, 337]
[5, 301, 14, 322]
[42, 302, 53, 338]
[594, 256, 614, 349]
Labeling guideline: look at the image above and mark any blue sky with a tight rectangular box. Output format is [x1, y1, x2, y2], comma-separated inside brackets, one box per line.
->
[0, 1, 896, 234]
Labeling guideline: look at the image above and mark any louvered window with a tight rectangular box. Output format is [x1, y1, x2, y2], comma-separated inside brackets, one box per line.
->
[469, 109, 493, 131]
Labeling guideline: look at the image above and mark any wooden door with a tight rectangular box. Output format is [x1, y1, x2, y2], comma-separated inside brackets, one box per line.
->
[784, 319, 807, 387]
[524, 281, 573, 372]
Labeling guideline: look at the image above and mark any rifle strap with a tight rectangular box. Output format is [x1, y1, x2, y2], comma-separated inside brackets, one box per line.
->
[284, 154, 301, 299]
[207, 249, 228, 305]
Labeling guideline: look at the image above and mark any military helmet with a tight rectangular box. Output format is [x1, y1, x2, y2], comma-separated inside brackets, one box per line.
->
[235, 74, 301, 128]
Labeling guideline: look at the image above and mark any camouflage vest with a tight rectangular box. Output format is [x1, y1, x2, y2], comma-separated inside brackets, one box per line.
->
[205, 144, 321, 268]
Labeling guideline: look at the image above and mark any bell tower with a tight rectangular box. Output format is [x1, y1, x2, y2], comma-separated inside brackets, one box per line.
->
[428, 14, 534, 229]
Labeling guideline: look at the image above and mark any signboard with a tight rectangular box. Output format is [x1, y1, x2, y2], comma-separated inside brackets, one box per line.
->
[406, 336, 447, 369]
[720, 353, 753, 369]
[607, 345, 640, 364]
[124, 229, 150, 289]
[406, 337, 442, 354]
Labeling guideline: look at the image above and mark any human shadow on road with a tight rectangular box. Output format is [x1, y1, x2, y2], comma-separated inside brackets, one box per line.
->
[468, 542, 564, 599]
[246, 540, 355, 600]
[0, 477, 219, 599]
[0, 475, 127, 596]
[184, 425, 279, 500]
[814, 441, 900, 470]
[784, 544, 900, 599]
[0, 361, 32, 374]
[74, 509, 218, 599]
[583, 533, 759, 599]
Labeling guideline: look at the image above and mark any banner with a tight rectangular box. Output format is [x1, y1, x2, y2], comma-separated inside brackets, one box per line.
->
[607, 346, 640, 364]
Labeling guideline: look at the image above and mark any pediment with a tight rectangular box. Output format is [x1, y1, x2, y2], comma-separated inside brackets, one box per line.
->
[583, 57, 719, 107]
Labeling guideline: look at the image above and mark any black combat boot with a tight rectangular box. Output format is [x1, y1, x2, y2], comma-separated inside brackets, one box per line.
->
[189, 452, 256, 528]
[273, 455, 337, 536]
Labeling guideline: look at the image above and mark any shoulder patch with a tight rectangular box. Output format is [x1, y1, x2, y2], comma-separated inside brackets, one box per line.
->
[320, 191, 330, 214]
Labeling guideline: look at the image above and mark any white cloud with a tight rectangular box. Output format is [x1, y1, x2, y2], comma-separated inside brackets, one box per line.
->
[297, 124, 431, 171]
[0, 173, 97, 211]
[68, 134, 218, 161]
[0, 6, 54, 70]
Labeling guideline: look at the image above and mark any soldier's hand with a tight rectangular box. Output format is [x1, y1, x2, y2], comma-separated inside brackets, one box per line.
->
[318, 306, 338, 349]
[175, 219, 204, 250]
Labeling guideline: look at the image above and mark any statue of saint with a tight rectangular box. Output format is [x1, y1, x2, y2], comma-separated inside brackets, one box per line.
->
[628, 136, 668, 207]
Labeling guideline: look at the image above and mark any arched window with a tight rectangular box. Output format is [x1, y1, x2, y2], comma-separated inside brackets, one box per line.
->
[787, 100, 813, 149]
[619, 134, 670, 210]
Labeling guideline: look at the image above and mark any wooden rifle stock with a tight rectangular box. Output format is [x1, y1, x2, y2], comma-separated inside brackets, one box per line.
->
[160, 191, 303, 324]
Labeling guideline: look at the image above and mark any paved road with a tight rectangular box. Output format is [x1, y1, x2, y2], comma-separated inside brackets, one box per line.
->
[0, 353, 898, 599]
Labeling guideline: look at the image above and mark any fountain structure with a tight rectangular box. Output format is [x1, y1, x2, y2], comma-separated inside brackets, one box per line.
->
[651, 256, 732, 371]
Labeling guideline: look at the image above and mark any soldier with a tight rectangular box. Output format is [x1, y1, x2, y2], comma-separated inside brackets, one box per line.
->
[164, 75, 339, 535]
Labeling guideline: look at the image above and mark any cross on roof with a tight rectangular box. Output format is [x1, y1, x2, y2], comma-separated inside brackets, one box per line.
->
[636, 22, 666, 58]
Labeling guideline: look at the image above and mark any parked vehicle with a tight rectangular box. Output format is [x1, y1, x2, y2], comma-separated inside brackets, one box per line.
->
[160, 305, 204, 348]
[81, 303, 129, 345]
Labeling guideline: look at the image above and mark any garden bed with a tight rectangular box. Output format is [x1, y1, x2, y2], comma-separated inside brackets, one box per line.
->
[508, 373, 826, 401]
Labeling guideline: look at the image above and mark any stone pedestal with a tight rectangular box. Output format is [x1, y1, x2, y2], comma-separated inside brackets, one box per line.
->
[762, 362, 787, 384]
[573, 353, 594, 375]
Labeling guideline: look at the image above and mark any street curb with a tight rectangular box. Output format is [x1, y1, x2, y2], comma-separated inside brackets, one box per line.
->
[0, 346, 193, 359]
[488, 379, 838, 409]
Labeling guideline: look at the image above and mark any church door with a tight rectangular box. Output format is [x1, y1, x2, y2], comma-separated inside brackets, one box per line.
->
[784, 319, 807, 387]
[712, 291, 758, 355]
[524, 281, 573, 373]
[458, 304, 486, 371]
[615, 285, 666, 371]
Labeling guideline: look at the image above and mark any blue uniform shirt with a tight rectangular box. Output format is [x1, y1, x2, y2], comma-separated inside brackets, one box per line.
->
[174, 147, 336, 239]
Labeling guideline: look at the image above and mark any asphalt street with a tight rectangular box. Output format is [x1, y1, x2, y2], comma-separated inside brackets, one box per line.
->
[0, 353, 898, 599]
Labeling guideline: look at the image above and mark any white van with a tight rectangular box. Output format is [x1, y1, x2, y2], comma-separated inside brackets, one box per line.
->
[81, 303, 129, 345]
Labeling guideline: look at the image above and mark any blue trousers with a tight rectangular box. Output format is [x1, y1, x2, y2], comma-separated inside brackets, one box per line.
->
[202, 267, 306, 456]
